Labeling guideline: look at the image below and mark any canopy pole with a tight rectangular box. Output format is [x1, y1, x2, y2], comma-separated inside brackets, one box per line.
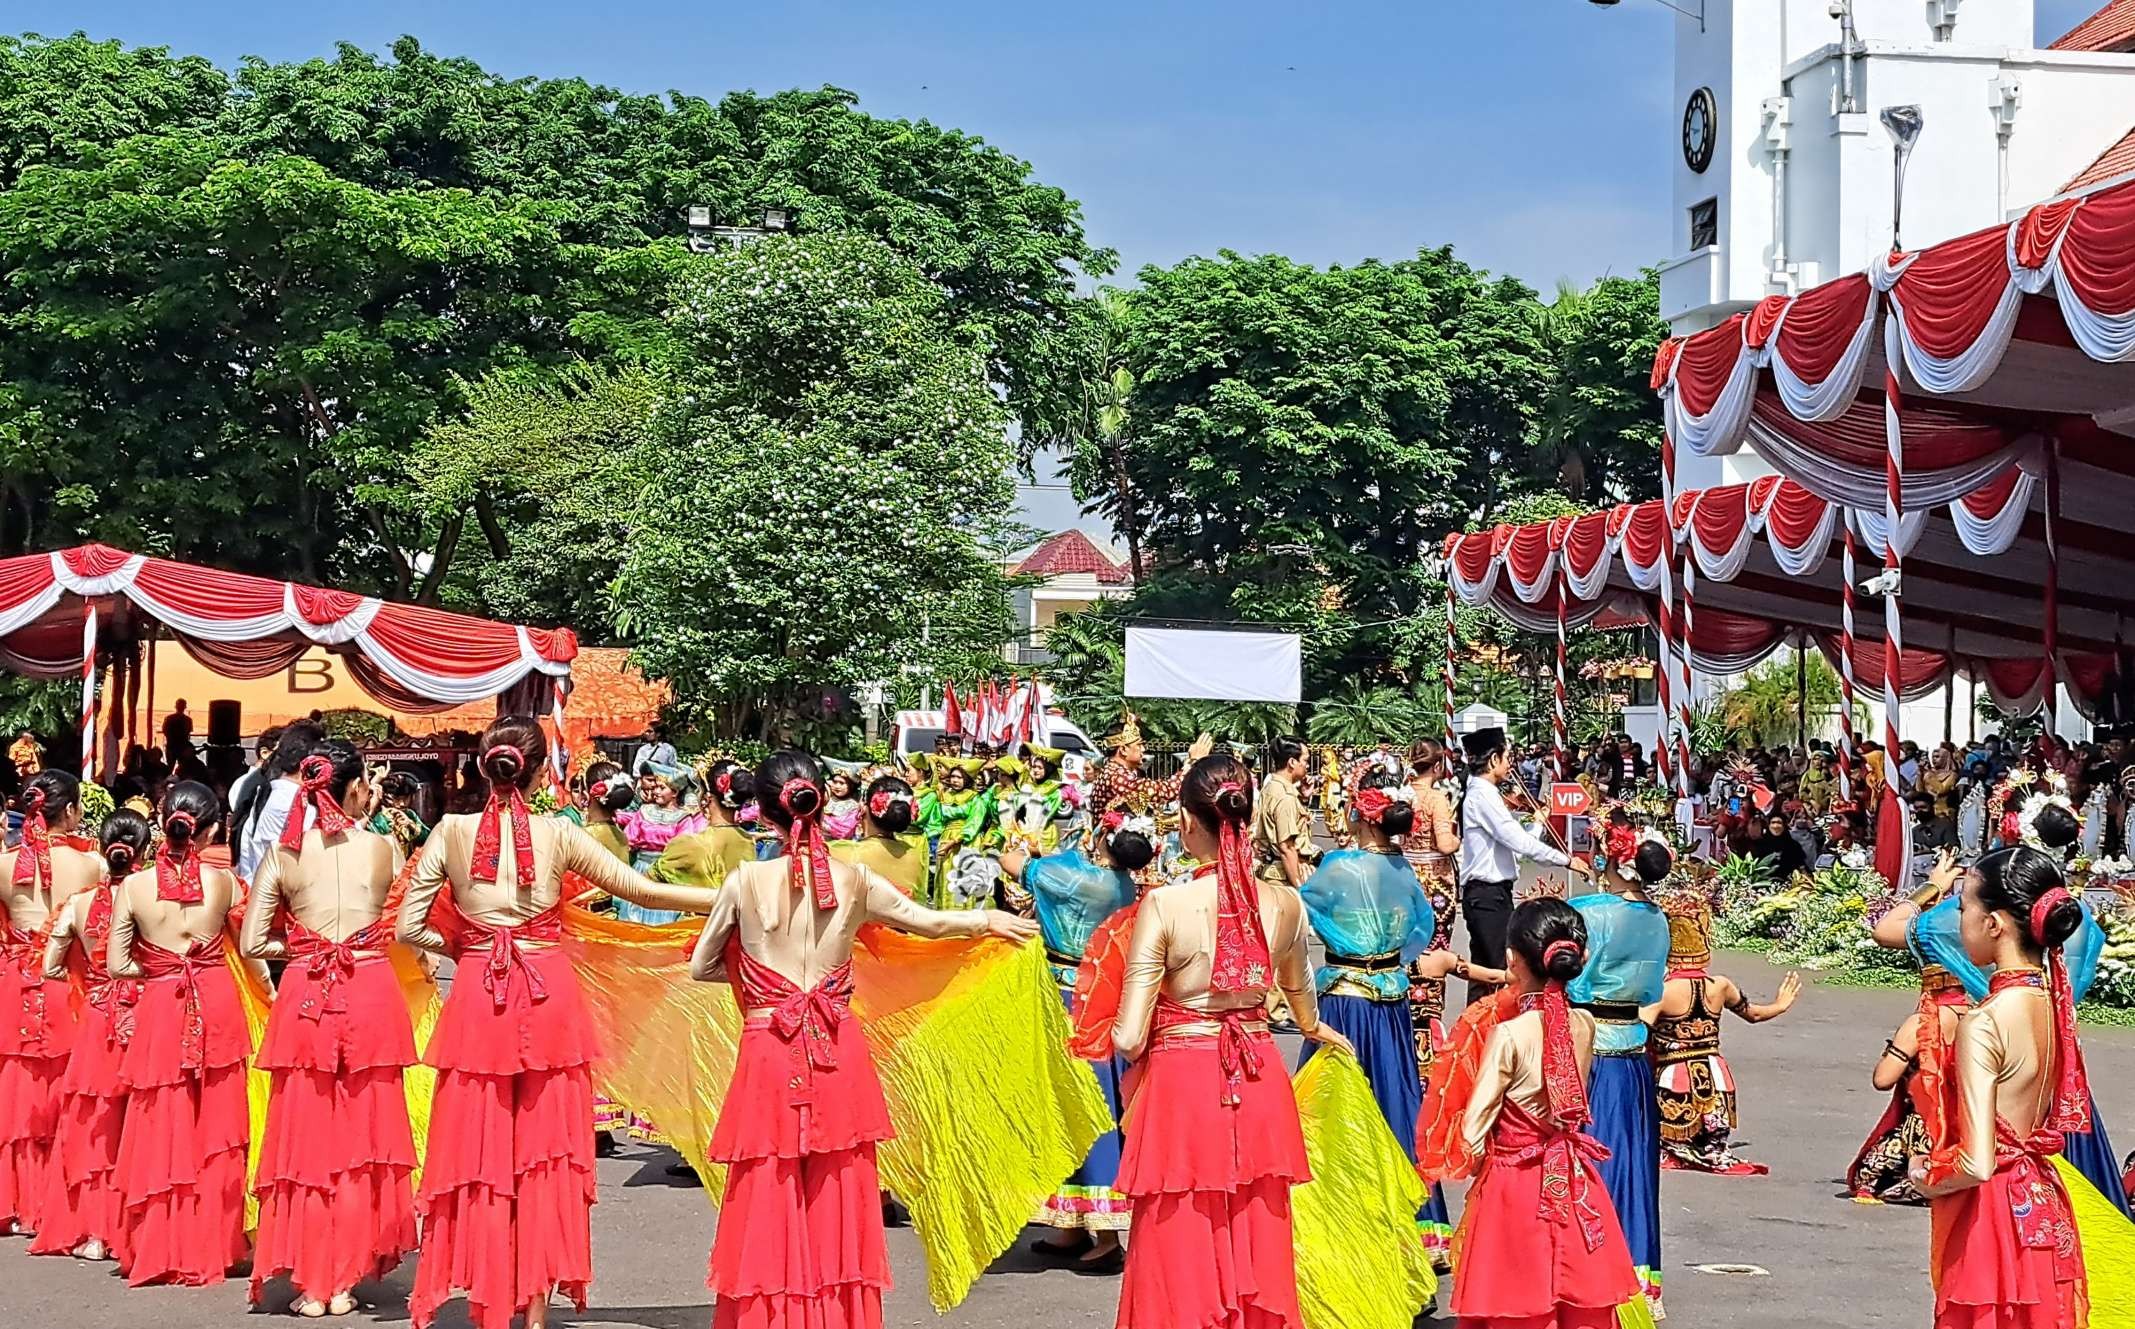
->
[1796, 638, 1808, 750]
[1838, 525, 1861, 803]
[1678, 544, 1697, 792]
[143, 624, 156, 756]
[1943, 623, 1956, 745]
[1442, 577, 1458, 755]
[1553, 557, 1569, 783]
[2044, 435, 2062, 738]
[1656, 431, 1681, 796]
[79, 604, 98, 781]
[1881, 323, 1906, 796]
[550, 674, 571, 802]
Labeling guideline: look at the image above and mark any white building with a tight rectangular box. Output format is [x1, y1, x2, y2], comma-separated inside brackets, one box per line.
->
[1623, 0, 2135, 752]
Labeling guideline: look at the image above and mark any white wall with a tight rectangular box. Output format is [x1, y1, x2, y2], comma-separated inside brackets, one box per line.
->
[1663, 1, 2135, 336]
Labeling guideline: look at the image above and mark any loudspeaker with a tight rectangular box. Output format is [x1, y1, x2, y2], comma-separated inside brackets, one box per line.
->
[207, 699, 242, 747]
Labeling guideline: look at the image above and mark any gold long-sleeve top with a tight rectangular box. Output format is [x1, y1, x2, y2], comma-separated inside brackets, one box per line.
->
[239, 827, 405, 959]
[107, 862, 244, 979]
[0, 842, 105, 932]
[830, 834, 928, 897]
[396, 812, 716, 953]
[1111, 875, 1319, 1062]
[1460, 1006, 1600, 1161]
[687, 856, 990, 990]
[1938, 979, 2057, 1193]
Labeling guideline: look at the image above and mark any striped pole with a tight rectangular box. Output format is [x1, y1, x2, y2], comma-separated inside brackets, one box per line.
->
[2043, 437, 2061, 734]
[1653, 555, 1676, 793]
[1659, 431, 1685, 796]
[1443, 577, 1459, 755]
[79, 605, 98, 781]
[1553, 561, 1569, 782]
[1837, 527, 1861, 804]
[1677, 548, 1697, 794]
[1882, 327, 1906, 796]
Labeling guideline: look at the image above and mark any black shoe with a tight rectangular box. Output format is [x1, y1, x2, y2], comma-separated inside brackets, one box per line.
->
[1073, 1247, 1125, 1276]
[881, 1196, 911, 1227]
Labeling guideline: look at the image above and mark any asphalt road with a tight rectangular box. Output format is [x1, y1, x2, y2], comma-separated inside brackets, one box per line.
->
[5, 951, 2132, 1328]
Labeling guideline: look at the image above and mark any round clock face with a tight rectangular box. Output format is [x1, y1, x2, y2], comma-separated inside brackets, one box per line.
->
[1683, 86, 1717, 174]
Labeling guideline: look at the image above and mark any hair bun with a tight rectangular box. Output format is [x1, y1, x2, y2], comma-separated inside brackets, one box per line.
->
[2037, 895, 2085, 950]
[779, 778, 823, 818]
[105, 844, 134, 870]
[1542, 940, 1585, 982]
[1214, 781, 1251, 821]
[482, 744, 525, 783]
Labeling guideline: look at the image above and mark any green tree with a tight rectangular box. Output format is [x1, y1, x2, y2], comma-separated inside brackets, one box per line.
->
[0, 34, 226, 185]
[422, 233, 1021, 743]
[1528, 273, 1668, 505]
[1717, 652, 1859, 748]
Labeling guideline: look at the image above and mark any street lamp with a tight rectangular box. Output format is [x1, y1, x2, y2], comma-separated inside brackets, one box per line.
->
[1586, 0, 1706, 31]
[1881, 105, 1926, 250]
[684, 206, 794, 253]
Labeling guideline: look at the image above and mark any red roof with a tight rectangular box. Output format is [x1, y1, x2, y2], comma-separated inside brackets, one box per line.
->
[2066, 124, 2135, 192]
[2051, 1, 2135, 52]
[1012, 529, 1131, 584]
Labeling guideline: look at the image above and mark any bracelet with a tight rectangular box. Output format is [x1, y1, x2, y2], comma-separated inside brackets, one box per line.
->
[1907, 880, 1944, 909]
[1880, 1039, 1911, 1063]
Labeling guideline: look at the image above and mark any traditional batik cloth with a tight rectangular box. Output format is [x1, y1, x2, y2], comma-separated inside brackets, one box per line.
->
[1651, 975, 1761, 1175]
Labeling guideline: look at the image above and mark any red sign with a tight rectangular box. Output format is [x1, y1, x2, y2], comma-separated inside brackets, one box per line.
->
[1548, 783, 1592, 817]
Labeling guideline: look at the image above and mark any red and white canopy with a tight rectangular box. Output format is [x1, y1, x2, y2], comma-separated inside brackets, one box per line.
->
[1447, 174, 2135, 726]
[0, 545, 576, 708]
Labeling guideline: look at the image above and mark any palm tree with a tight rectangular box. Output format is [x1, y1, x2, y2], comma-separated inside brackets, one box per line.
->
[1056, 292, 1146, 580]
[1717, 652, 1858, 748]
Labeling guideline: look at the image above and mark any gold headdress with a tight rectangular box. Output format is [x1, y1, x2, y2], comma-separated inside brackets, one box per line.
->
[1104, 712, 1143, 751]
[1652, 864, 1718, 973]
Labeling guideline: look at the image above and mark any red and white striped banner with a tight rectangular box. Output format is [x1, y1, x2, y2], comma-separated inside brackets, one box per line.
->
[1881, 320, 1906, 794]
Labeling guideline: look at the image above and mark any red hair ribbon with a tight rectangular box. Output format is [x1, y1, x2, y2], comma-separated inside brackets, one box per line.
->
[1353, 786, 1395, 823]
[867, 788, 906, 818]
[280, 754, 356, 853]
[1207, 781, 1272, 995]
[155, 813, 204, 904]
[12, 787, 48, 890]
[470, 745, 536, 886]
[2028, 888, 2092, 1136]
[782, 778, 837, 911]
[1531, 951, 1591, 1130]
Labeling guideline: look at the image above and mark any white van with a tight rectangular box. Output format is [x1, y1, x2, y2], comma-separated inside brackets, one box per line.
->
[890, 711, 1098, 782]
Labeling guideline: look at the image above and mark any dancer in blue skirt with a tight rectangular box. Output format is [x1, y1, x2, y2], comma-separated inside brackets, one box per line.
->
[1001, 814, 1153, 1269]
[1568, 836, 1672, 1317]
[1299, 764, 1503, 1268]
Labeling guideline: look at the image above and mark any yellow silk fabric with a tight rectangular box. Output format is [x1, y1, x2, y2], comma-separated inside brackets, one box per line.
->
[562, 906, 1111, 1311]
[2053, 1153, 2135, 1329]
[1290, 1049, 1437, 1329]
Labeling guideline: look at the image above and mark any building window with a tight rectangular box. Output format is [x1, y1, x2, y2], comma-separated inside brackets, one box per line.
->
[1689, 198, 1719, 250]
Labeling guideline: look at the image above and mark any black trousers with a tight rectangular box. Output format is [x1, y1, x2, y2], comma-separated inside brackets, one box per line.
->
[1462, 876, 1515, 1002]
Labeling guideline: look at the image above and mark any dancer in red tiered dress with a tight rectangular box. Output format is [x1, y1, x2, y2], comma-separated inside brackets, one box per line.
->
[1110, 754, 1352, 1329]
[1426, 897, 1642, 1329]
[1914, 844, 2095, 1329]
[240, 740, 419, 1317]
[688, 749, 1035, 1329]
[107, 781, 268, 1287]
[0, 771, 102, 1237]
[396, 717, 720, 1329]
[30, 807, 152, 1263]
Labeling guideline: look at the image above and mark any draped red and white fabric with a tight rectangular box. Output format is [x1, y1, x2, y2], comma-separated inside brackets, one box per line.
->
[0, 547, 575, 706]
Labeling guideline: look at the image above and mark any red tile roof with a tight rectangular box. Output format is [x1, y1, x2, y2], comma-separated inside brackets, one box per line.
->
[1012, 529, 1131, 584]
[2066, 124, 2135, 192]
[2051, 1, 2135, 52]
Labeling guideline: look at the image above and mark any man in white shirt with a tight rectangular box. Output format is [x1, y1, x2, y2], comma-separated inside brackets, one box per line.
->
[1459, 727, 1590, 990]
[237, 720, 324, 882]
[632, 723, 678, 777]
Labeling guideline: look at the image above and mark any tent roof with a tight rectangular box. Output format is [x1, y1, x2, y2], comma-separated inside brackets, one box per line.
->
[0, 545, 574, 709]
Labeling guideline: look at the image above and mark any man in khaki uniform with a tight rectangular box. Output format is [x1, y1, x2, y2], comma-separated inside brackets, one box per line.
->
[1253, 737, 1313, 888]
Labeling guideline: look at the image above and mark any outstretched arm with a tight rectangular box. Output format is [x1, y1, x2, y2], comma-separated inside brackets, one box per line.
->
[861, 867, 1033, 942]
[561, 824, 719, 915]
[1722, 971, 1802, 1024]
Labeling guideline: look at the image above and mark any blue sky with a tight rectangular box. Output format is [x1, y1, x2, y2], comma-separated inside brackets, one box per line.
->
[9, 0, 2111, 534]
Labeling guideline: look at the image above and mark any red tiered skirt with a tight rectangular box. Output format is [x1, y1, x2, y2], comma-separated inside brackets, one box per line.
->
[113, 952, 252, 1286]
[1114, 1019, 1310, 1329]
[0, 956, 79, 1233]
[707, 1007, 894, 1329]
[251, 951, 419, 1304]
[1449, 1103, 1641, 1329]
[29, 981, 133, 1258]
[411, 943, 598, 1329]
[1930, 1154, 2087, 1329]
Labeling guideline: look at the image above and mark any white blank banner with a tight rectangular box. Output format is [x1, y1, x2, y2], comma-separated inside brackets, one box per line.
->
[1124, 627, 1302, 704]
